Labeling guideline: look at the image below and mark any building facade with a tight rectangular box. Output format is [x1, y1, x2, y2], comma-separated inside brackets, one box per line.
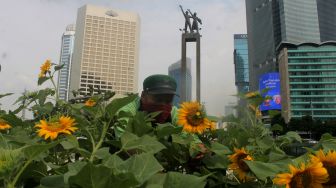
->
[57, 24, 75, 101]
[168, 58, 192, 106]
[69, 4, 140, 98]
[245, 0, 336, 90]
[278, 42, 336, 122]
[225, 102, 237, 117]
[233, 34, 249, 94]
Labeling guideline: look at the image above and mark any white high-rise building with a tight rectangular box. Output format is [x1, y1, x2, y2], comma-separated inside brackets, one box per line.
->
[69, 4, 140, 98]
[58, 24, 75, 101]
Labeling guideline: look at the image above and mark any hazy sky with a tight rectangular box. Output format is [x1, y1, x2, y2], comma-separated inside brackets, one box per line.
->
[0, 0, 246, 116]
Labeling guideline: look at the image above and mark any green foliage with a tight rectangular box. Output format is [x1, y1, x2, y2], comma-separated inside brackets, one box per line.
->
[0, 64, 334, 187]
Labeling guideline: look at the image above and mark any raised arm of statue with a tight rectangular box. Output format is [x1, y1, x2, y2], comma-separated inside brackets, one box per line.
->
[179, 5, 185, 16]
[180, 5, 192, 33]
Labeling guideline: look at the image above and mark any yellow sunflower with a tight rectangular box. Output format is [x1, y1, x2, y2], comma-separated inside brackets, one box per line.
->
[38, 60, 52, 78]
[311, 150, 336, 186]
[35, 116, 77, 140]
[228, 147, 254, 182]
[85, 98, 96, 107]
[273, 161, 328, 188]
[0, 119, 11, 130]
[244, 91, 259, 98]
[177, 101, 215, 134]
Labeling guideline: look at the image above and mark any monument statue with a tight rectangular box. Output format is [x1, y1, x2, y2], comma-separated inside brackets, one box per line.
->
[179, 5, 192, 33]
[188, 9, 202, 33]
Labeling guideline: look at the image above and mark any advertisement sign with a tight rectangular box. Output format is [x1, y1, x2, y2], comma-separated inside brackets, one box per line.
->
[259, 72, 281, 111]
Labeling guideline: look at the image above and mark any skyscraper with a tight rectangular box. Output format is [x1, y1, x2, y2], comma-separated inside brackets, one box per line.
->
[278, 42, 336, 122]
[245, 0, 336, 90]
[233, 34, 249, 94]
[69, 4, 140, 98]
[58, 24, 75, 101]
[168, 58, 192, 106]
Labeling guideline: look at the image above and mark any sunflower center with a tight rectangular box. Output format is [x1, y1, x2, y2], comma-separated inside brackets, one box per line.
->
[45, 122, 65, 132]
[237, 154, 250, 171]
[323, 162, 336, 185]
[186, 113, 203, 126]
[290, 171, 312, 188]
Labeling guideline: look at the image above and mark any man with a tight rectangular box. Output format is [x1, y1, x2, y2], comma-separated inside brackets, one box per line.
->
[120, 74, 178, 125]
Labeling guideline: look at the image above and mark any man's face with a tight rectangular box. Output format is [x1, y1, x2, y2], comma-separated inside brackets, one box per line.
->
[141, 93, 175, 105]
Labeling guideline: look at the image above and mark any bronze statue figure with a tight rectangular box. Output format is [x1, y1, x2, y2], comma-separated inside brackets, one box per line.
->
[188, 9, 202, 33]
[179, 5, 192, 33]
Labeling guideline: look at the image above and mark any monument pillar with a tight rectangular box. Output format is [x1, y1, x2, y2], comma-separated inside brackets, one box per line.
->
[181, 33, 201, 102]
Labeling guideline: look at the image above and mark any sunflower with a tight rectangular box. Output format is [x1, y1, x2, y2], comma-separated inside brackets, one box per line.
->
[177, 101, 215, 134]
[85, 98, 96, 107]
[244, 91, 259, 98]
[273, 161, 328, 188]
[228, 147, 254, 182]
[35, 116, 77, 140]
[311, 150, 336, 186]
[0, 119, 11, 130]
[38, 60, 52, 78]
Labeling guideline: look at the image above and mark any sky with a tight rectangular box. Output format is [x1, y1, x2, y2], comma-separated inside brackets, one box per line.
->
[0, 0, 247, 117]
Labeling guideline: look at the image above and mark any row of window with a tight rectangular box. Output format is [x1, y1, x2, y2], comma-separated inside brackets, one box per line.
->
[291, 91, 336, 95]
[289, 58, 336, 63]
[85, 18, 136, 27]
[291, 97, 336, 101]
[288, 52, 336, 57]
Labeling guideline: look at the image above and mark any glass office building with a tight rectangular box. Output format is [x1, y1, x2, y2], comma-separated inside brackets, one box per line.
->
[278, 42, 336, 122]
[168, 58, 192, 107]
[233, 34, 249, 94]
[246, 0, 336, 90]
[57, 24, 75, 101]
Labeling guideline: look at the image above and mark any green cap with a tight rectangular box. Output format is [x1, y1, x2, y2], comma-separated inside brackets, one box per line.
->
[143, 74, 177, 95]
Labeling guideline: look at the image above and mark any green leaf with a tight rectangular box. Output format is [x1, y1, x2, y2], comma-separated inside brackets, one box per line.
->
[245, 160, 284, 181]
[144, 173, 166, 188]
[172, 133, 195, 145]
[1, 112, 27, 127]
[121, 132, 166, 154]
[268, 147, 288, 162]
[256, 136, 274, 150]
[210, 142, 231, 155]
[321, 139, 336, 151]
[60, 135, 79, 150]
[163, 172, 207, 188]
[37, 89, 55, 105]
[38, 77, 49, 86]
[54, 64, 65, 71]
[118, 153, 163, 185]
[156, 123, 183, 138]
[103, 154, 124, 169]
[95, 147, 111, 160]
[106, 94, 137, 118]
[0, 93, 13, 99]
[109, 172, 139, 188]
[40, 175, 66, 188]
[126, 111, 153, 137]
[3, 127, 38, 145]
[68, 163, 112, 188]
[203, 154, 229, 169]
[23, 142, 60, 160]
[64, 161, 87, 184]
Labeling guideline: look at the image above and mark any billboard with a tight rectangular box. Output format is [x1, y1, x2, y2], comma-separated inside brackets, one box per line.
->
[259, 72, 281, 111]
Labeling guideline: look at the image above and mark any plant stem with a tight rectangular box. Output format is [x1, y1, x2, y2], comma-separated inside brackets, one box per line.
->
[86, 129, 96, 151]
[8, 159, 32, 188]
[49, 72, 59, 100]
[89, 122, 109, 162]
